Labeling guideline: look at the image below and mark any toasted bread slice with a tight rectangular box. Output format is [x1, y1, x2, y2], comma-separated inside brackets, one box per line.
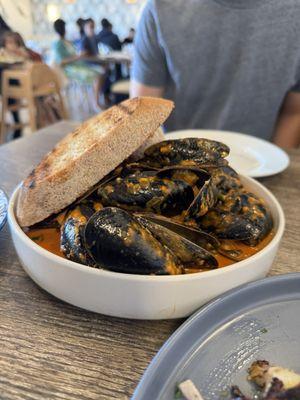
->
[132, 126, 165, 160]
[17, 97, 173, 227]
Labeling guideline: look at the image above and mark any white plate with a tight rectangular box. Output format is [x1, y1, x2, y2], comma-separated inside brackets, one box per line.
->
[166, 130, 290, 178]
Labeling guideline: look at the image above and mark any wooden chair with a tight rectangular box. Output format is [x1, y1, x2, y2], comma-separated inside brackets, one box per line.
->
[0, 63, 68, 144]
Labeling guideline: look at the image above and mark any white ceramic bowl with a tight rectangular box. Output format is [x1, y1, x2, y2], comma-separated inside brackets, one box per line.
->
[8, 176, 285, 320]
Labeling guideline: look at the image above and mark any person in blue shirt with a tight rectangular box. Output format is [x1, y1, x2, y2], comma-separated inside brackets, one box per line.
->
[80, 18, 99, 57]
[97, 19, 122, 51]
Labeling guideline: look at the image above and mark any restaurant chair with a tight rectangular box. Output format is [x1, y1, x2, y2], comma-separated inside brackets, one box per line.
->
[0, 63, 68, 144]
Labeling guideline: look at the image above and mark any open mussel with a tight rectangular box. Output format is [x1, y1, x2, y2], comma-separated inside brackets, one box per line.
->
[84, 207, 183, 275]
[156, 165, 218, 219]
[136, 212, 220, 252]
[142, 138, 230, 167]
[136, 213, 218, 271]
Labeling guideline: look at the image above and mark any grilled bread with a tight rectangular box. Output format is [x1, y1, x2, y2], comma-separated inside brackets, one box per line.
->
[16, 97, 174, 227]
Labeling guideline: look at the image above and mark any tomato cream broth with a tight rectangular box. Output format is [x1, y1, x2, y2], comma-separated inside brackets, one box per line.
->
[26, 227, 274, 273]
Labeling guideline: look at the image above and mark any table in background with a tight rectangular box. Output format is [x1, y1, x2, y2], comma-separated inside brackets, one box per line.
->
[83, 52, 132, 67]
[0, 121, 299, 399]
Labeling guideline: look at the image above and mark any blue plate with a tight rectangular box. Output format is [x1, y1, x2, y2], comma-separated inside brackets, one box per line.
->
[0, 189, 8, 231]
[133, 273, 300, 400]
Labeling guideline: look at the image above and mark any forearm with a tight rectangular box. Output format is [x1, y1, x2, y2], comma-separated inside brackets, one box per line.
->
[60, 55, 80, 66]
[130, 80, 164, 98]
[273, 92, 300, 148]
[273, 113, 300, 148]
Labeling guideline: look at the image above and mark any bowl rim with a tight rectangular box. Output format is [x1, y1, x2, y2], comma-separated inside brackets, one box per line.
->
[8, 176, 285, 283]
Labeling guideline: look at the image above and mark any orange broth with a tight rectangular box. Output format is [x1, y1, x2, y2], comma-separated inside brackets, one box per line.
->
[26, 227, 275, 272]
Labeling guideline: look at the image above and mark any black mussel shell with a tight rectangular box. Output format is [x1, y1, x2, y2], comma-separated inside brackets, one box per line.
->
[142, 138, 230, 167]
[61, 201, 101, 266]
[137, 216, 218, 270]
[84, 207, 182, 275]
[98, 171, 194, 217]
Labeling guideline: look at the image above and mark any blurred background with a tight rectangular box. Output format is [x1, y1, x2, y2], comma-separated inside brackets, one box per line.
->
[0, 0, 144, 143]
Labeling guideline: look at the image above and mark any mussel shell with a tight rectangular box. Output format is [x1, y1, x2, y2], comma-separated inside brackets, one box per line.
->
[209, 165, 243, 196]
[61, 201, 101, 266]
[137, 216, 218, 270]
[143, 138, 230, 167]
[199, 210, 262, 241]
[135, 212, 220, 252]
[185, 177, 218, 220]
[84, 207, 182, 275]
[239, 192, 273, 245]
[98, 171, 194, 217]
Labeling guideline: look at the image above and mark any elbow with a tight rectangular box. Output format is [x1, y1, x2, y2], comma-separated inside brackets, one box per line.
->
[130, 79, 164, 99]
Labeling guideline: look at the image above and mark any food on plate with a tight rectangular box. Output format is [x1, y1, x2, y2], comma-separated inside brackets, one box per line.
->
[176, 361, 300, 400]
[176, 380, 204, 400]
[248, 360, 300, 391]
[19, 97, 274, 275]
[231, 360, 300, 400]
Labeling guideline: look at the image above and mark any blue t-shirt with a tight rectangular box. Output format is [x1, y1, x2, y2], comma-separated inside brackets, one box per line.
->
[80, 35, 99, 56]
[132, 0, 300, 140]
[97, 29, 122, 51]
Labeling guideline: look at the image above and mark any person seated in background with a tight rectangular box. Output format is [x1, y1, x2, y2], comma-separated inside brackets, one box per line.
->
[80, 18, 99, 58]
[76, 18, 85, 39]
[97, 19, 122, 51]
[5, 32, 43, 62]
[131, 0, 300, 148]
[0, 15, 11, 46]
[52, 19, 106, 110]
[122, 28, 135, 45]
[97, 19, 123, 84]
[73, 17, 86, 51]
[2, 31, 43, 139]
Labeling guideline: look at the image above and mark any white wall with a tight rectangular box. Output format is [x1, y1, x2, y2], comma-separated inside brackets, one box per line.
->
[30, 0, 147, 41]
[0, 0, 33, 39]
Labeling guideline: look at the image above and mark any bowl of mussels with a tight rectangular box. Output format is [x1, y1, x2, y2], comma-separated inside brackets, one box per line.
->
[8, 121, 285, 319]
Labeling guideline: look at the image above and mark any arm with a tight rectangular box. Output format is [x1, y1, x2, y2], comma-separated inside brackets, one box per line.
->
[53, 40, 82, 66]
[130, 80, 164, 98]
[60, 54, 81, 66]
[130, 0, 168, 98]
[273, 92, 300, 148]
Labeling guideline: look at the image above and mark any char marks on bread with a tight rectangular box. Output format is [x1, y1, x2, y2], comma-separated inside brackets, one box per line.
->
[16, 97, 174, 227]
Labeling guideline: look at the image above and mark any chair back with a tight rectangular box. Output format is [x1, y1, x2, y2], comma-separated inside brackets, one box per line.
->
[29, 63, 61, 95]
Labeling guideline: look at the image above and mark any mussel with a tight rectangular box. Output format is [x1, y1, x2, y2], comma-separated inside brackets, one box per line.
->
[84, 207, 182, 275]
[97, 170, 194, 216]
[61, 200, 102, 265]
[136, 214, 218, 270]
[142, 138, 230, 167]
[199, 190, 272, 245]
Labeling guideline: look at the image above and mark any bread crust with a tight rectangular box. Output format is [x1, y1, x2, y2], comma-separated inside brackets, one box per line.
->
[16, 97, 174, 227]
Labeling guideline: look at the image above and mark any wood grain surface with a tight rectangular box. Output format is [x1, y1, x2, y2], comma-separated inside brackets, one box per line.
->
[0, 121, 299, 400]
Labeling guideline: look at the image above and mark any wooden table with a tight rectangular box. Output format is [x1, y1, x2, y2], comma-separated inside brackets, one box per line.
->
[0, 121, 299, 399]
[83, 52, 132, 67]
